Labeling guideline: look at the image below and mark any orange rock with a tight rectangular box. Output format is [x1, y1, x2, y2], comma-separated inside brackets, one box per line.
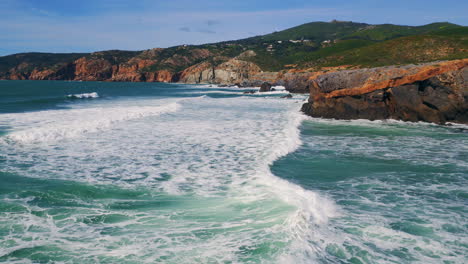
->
[29, 69, 57, 80]
[74, 57, 114, 81]
[300, 59, 468, 124]
[145, 70, 173, 82]
[322, 59, 468, 98]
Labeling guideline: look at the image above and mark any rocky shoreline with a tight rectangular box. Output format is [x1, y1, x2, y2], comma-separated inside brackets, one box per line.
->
[180, 59, 468, 125]
[1, 53, 467, 124]
[300, 59, 468, 124]
[184, 58, 468, 125]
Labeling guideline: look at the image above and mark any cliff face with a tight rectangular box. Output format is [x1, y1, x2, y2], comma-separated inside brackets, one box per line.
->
[109, 59, 153, 82]
[74, 57, 114, 81]
[177, 51, 263, 84]
[1, 21, 466, 84]
[177, 61, 214, 83]
[0, 48, 263, 84]
[213, 59, 262, 84]
[301, 59, 468, 124]
[281, 66, 356, 93]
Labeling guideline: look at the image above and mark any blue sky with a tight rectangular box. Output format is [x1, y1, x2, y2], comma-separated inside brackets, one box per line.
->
[1, 0, 467, 56]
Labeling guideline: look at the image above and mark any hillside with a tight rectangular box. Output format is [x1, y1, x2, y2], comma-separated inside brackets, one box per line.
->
[0, 52, 88, 73]
[303, 27, 468, 68]
[0, 21, 466, 82]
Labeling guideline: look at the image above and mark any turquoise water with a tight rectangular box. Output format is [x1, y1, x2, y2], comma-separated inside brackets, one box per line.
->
[0, 80, 466, 263]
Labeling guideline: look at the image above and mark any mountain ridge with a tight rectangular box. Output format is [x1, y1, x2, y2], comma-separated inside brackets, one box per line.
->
[0, 21, 466, 83]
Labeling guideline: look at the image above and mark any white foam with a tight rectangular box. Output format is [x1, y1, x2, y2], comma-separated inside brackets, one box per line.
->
[2, 101, 181, 143]
[272, 85, 286, 90]
[67, 92, 99, 99]
[0, 94, 337, 263]
[291, 115, 468, 263]
[186, 90, 290, 96]
[306, 116, 468, 130]
[255, 90, 289, 95]
[446, 122, 468, 130]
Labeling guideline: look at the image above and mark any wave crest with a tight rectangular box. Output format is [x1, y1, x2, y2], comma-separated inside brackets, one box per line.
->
[3, 102, 181, 143]
[67, 92, 99, 99]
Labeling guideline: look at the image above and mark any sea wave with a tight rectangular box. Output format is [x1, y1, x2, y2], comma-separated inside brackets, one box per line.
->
[0, 95, 337, 263]
[67, 92, 99, 99]
[247, 110, 339, 261]
[306, 116, 468, 132]
[2, 102, 181, 143]
[187, 90, 290, 96]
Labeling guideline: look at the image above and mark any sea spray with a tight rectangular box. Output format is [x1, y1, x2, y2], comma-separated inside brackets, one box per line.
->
[67, 92, 99, 99]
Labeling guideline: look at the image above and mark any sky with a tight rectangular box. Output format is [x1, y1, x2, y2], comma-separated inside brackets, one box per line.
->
[1, 0, 467, 56]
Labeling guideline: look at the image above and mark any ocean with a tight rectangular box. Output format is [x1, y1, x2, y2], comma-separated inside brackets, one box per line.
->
[0, 80, 466, 263]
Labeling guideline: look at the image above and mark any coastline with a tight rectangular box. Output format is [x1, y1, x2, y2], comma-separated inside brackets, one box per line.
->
[300, 59, 468, 125]
[1, 58, 467, 125]
[1, 76, 467, 263]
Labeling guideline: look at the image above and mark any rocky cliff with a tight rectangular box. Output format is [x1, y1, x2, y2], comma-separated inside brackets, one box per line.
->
[1, 21, 466, 87]
[301, 59, 468, 124]
[176, 51, 263, 84]
[0, 49, 265, 84]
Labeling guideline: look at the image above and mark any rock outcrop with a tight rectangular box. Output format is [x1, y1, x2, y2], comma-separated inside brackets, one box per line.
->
[283, 72, 313, 93]
[213, 59, 262, 84]
[176, 51, 262, 84]
[176, 61, 215, 83]
[301, 59, 468, 124]
[73, 57, 111, 81]
[281, 66, 357, 93]
[259, 82, 272, 92]
[1, 46, 467, 125]
[145, 70, 173, 82]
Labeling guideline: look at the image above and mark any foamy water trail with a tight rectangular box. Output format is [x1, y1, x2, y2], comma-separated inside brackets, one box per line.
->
[277, 117, 468, 263]
[1, 81, 467, 263]
[0, 93, 337, 263]
[243, 110, 338, 262]
[2, 102, 181, 143]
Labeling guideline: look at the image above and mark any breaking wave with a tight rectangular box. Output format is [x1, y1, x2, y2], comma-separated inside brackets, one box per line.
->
[67, 92, 99, 99]
[2, 102, 181, 143]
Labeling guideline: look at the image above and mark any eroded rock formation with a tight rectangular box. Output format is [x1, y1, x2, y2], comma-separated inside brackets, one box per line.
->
[177, 51, 262, 84]
[301, 59, 468, 124]
[259, 82, 272, 92]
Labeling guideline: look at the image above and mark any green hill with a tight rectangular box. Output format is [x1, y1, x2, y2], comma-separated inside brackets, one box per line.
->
[223, 21, 466, 71]
[303, 26, 468, 68]
[0, 21, 466, 79]
[344, 22, 461, 41]
[242, 21, 369, 43]
[0, 52, 88, 73]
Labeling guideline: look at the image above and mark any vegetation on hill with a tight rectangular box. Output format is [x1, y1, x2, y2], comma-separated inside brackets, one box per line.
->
[0, 21, 466, 78]
[237, 21, 370, 43]
[139, 44, 244, 73]
[0, 52, 88, 73]
[304, 27, 468, 68]
[85, 50, 141, 64]
[232, 22, 467, 71]
[344, 22, 461, 41]
[213, 21, 466, 71]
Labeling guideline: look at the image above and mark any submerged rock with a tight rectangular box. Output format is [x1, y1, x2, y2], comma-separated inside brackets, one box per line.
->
[259, 82, 272, 92]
